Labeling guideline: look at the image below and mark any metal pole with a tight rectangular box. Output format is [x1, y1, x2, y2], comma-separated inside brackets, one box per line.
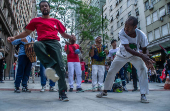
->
[102, 5, 104, 45]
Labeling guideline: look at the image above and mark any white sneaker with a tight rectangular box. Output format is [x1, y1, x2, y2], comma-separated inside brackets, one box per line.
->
[141, 95, 149, 103]
[49, 86, 57, 92]
[96, 92, 107, 98]
[45, 68, 59, 82]
[40, 86, 46, 92]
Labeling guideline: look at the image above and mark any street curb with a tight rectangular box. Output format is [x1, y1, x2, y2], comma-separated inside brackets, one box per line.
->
[0, 88, 170, 92]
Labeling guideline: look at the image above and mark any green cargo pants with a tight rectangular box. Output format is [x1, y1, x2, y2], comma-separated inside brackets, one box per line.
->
[34, 40, 67, 93]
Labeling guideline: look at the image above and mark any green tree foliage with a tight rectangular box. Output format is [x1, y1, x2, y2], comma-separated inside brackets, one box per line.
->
[45, 0, 108, 42]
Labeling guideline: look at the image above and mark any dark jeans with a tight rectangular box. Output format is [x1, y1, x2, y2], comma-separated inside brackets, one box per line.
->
[115, 67, 126, 86]
[156, 75, 162, 83]
[132, 65, 138, 89]
[34, 40, 67, 93]
[13, 70, 15, 80]
[40, 63, 55, 87]
[15, 55, 32, 87]
[82, 70, 85, 80]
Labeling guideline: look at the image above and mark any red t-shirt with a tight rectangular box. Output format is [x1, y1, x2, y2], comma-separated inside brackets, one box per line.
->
[26, 17, 66, 41]
[80, 61, 86, 71]
[64, 44, 80, 62]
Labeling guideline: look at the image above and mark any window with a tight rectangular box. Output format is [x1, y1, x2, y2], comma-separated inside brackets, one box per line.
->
[128, 11, 131, 17]
[151, 0, 156, 5]
[148, 31, 154, 42]
[152, 11, 158, 22]
[110, 5, 113, 11]
[154, 28, 160, 39]
[146, 15, 151, 26]
[127, 0, 130, 7]
[110, 26, 113, 35]
[167, 3, 170, 14]
[145, 0, 149, 10]
[159, 7, 166, 17]
[120, 18, 123, 26]
[135, 8, 139, 16]
[162, 24, 168, 36]
[120, 6, 122, 14]
[117, 21, 120, 28]
[137, 21, 140, 29]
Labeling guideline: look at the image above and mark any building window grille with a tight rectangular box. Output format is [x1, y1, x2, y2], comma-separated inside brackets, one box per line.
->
[117, 21, 120, 28]
[152, 11, 158, 22]
[145, 0, 149, 10]
[161, 24, 168, 36]
[151, 0, 156, 5]
[148, 31, 153, 42]
[127, 0, 130, 7]
[120, 6, 122, 14]
[120, 18, 123, 26]
[135, 8, 139, 16]
[159, 7, 166, 17]
[128, 11, 131, 17]
[154, 28, 160, 39]
[146, 15, 151, 26]
[110, 5, 113, 11]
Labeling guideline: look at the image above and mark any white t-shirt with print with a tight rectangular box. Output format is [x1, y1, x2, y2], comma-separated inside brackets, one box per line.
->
[108, 47, 119, 60]
[116, 28, 148, 58]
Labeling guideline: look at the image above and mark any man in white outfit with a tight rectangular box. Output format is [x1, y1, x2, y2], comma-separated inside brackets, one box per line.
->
[89, 36, 108, 92]
[65, 35, 83, 92]
[96, 16, 155, 103]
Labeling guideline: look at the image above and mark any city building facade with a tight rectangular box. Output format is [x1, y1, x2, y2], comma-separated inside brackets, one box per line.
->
[0, 0, 36, 79]
[143, 0, 170, 69]
[103, 0, 147, 50]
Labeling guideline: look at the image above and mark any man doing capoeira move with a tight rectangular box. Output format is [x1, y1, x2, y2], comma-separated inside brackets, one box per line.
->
[96, 16, 155, 103]
[8, 1, 72, 102]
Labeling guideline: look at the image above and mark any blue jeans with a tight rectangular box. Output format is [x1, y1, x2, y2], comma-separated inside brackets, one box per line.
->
[40, 63, 55, 86]
[15, 55, 32, 87]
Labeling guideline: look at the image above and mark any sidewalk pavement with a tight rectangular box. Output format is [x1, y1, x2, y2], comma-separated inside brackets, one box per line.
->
[0, 77, 170, 111]
[0, 76, 167, 91]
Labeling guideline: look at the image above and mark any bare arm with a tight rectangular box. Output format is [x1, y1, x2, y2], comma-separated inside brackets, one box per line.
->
[124, 44, 154, 69]
[8, 29, 32, 43]
[89, 45, 95, 57]
[60, 32, 72, 39]
[66, 45, 69, 54]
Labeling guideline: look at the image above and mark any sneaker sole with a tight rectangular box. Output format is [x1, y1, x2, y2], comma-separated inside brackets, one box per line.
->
[59, 98, 69, 102]
[141, 100, 149, 103]
[45, 68, 59, 82]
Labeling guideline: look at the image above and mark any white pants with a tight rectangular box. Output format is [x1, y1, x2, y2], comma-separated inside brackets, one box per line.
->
[104, 55, 149, 94]
[68, 62, 82, 88]
[92, 65, 105, 87]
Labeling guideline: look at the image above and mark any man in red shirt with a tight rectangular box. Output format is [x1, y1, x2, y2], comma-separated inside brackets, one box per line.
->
[65, 36, 83, 92]
[7, 1, 72, 102]
[80, 59, 86, 83]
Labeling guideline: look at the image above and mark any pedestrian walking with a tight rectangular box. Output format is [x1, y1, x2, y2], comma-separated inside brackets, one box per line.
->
[80, 59, 86, 83]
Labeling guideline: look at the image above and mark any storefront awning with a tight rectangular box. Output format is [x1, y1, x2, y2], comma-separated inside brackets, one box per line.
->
[147, 35, 170, 52]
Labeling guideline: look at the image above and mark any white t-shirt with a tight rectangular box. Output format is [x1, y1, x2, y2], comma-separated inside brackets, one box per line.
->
[108, 47, 119, 60]
[116, 28, 148, 58]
